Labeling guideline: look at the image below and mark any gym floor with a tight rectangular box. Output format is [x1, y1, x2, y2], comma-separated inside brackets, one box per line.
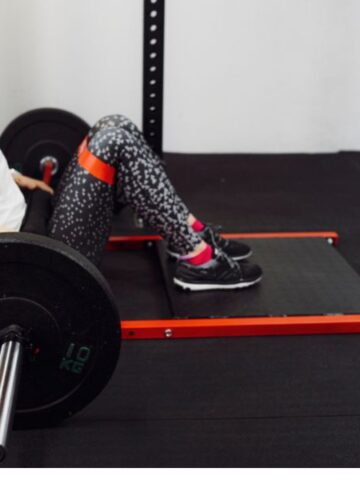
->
[4, 151, 360, 467]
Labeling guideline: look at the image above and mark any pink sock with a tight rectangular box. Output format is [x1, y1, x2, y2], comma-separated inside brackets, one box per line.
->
[182, 244, 213, 266]
[191, 218, 205, 233]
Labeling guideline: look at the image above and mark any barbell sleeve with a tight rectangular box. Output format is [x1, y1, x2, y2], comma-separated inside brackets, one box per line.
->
[0, 341, 23, 462]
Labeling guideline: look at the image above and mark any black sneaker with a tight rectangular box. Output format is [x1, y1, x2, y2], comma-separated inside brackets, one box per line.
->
[168, 225, 252, 261]
[200, 225, 252, 260]
[174, 250, 262, 291]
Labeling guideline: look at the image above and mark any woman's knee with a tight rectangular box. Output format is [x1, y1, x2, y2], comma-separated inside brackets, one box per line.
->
[89, 114, 139, 139]
[87, 126, 132, 164]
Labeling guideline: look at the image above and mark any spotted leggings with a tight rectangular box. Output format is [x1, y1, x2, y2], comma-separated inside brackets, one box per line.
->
[48, 115, 202, 265]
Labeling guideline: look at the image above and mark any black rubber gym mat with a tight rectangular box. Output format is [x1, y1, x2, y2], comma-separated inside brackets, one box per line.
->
[157, 238, 360, 318]
[111, 152, 360, 237]
[100, 247, 171, 320]
[6, 336, 360, 467]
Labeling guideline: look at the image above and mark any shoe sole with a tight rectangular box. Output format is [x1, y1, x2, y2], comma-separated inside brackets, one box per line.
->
[173, 276, 262, 292]
[168, 250, 253, 261]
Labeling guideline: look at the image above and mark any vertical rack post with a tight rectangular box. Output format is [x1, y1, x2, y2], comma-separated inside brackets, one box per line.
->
[143, 0, 165, 157]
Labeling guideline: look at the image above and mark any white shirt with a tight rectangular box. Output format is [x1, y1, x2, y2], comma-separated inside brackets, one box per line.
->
[0, 150, 26, 231]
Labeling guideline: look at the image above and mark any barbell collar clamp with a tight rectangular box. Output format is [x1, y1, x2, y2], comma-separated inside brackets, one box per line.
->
[0, 325, 28, 348]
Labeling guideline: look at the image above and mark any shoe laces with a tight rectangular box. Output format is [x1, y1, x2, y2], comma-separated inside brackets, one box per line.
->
[206, 224, 228, 249]
[214, 248, 240, 273]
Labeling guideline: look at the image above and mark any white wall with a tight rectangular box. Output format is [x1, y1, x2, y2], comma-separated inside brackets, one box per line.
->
[0, 0, 143, 130]
[0, 0, 360, 153]
[164, 0, 360, 153]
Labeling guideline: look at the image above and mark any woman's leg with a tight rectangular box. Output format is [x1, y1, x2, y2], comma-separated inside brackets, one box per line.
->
[49, 122, 202, 265]
[88, 115, 191, 219]
[86, 116, 253, 260]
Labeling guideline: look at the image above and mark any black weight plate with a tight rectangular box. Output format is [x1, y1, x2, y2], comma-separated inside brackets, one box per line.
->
[0, 109, 90, 187]
[0, 233, 120, 428]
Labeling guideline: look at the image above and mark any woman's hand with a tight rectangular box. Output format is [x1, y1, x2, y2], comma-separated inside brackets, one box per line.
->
[13, 174, 54, 195]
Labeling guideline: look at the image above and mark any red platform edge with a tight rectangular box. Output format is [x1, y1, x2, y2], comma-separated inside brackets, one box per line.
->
[108, 231, 340, 249]
[121, 315, 360, 340]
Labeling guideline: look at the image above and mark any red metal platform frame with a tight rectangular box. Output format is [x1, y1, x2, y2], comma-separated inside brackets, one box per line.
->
[122, 314, 360, 340]
[108, 231, 340, 250]
[106, 230, 360, 341]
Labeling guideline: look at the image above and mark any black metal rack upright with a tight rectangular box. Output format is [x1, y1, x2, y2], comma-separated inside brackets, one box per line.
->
[142, 0, 165, 156]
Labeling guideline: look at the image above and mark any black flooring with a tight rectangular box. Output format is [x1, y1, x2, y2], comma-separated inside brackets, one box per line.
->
[4, 151, 360, 467]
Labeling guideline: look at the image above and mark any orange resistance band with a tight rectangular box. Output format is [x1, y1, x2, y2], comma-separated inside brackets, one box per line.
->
[78, 138, 116, 185]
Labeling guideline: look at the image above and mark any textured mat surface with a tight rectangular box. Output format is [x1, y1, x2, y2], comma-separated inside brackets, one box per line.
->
[100, 247, 171, 320]
[5, 336, 360, 467]
[156, 237, 360, 318]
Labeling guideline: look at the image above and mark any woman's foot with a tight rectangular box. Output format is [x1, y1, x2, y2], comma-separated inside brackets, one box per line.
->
[199, 224, 252, 260]
[168, 224, 252, 261]
[174, 249, 262, 292]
